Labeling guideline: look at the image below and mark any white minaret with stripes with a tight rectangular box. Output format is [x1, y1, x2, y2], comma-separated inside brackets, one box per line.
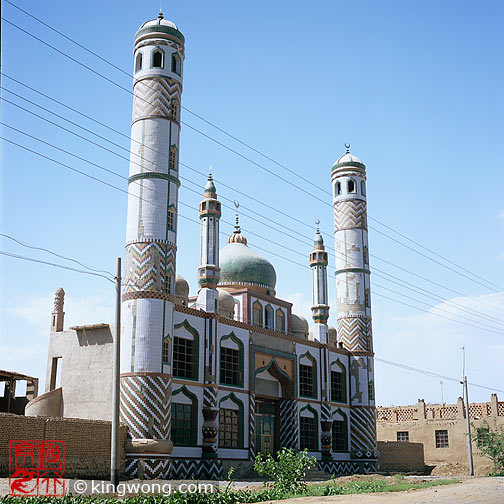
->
[196, 172, 221, 312]
[310, 226, 329, 343]
[120, 13, 185, 461]
[331, 144, 377, 463]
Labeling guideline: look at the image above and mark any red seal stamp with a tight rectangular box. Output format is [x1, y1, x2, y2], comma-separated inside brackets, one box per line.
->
[9, 440, 65, 496]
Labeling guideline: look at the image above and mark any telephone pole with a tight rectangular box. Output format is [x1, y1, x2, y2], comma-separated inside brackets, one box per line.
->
[111, 257, 121, 488]
[463, 376, 474, 476]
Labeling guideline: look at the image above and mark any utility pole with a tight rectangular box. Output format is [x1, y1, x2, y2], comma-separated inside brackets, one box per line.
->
[111, 257, 121, 488]
[463, 376, 474, 476]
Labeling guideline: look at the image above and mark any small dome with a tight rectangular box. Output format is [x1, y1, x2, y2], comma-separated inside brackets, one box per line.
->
[174, 275, 189, 305]
[314, 230, 324, 246]
[335, 152, 362, 165]
[139, 12, 178, 30]
[217, 289, 235, 319]
[291, 314, 309, 338]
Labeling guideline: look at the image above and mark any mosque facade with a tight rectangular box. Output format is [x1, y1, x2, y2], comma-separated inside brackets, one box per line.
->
[116, 12, 378, 479]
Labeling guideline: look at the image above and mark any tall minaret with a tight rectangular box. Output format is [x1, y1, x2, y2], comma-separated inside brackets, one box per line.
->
[120, 13, 185, 467]
[331, 144, 377, 466]
[197, 171, 221, 312]
[310, 224, 329, 343]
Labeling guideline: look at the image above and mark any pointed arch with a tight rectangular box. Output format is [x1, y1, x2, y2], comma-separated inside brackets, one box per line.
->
[218, 392, 244, 448]
[172, 385, 198, 446]
[220, 332, 244, 387]
[299, 403, 318, 451]
[135, 52, 143, 72]
[330, 359, 347, 403]
[264, 304, 274, 330]
[252, 300, 263, 326]
[331, 407, 348, 452]
[151, 47, 165, 68]
[299, 351, 317, 399]
[254, 357, 293, 399]
[173, 319, 199, 380]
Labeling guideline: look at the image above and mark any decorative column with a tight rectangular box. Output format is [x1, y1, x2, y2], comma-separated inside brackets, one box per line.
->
[331, 144, 378, 470]
[310, 226, 329, 343]
[120, 12, 186, 479]
[51, 288, 65, 332]
[321, 420, 333, 460]
[196, 172, 221, 312]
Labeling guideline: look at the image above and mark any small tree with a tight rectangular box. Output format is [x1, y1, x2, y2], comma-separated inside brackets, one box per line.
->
[254, 447, 317, 493]
[472, 419, 504, 474]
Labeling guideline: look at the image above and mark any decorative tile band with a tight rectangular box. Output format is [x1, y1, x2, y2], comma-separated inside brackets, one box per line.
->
[333, 200, 367, 231]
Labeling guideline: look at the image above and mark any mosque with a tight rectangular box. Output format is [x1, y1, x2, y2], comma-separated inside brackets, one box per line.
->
[35, 12, 378, 479]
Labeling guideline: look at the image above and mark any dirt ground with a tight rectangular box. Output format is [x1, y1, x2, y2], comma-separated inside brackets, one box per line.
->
[277, 477, 504, 504]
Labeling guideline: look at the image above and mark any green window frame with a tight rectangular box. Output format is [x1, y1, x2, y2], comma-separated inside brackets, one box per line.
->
[173, 320, 199, 381]
[299, 404, 318, 451]
[151, 47, 165, 69]
[171, 386, 197, 446]
[219, 332, 244, 388]
[332, 411, 348, 452]
[299, 352, 317, 399]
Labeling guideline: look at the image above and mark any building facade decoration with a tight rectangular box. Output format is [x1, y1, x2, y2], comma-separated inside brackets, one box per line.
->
[37, 12, 378, 480]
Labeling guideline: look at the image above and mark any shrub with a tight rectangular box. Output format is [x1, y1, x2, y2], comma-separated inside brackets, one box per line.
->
[472, 419, 504, 473]
[253, 447, 317, 493]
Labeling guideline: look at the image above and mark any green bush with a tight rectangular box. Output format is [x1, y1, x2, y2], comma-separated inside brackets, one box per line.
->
[472, 419, 504, 473]
[253, 447, 317, 493]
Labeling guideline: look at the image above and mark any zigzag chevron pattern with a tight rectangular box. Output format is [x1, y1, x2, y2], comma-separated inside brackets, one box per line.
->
[120, 374, 172, 439]
[133, 78, 182, 121]
[337, 316, 372, 352]
[334, 200, 367, 231]
[124, 241, 175, 294]
[318, 460, 378, 476]
[203, 386, 217, 408]
[249, 393, 256, 459]
[124, 458, 223, 480]
[321, 402, 331, 421]
[350, 406, 377, 452]
[197, 460, 223, 480]
[279, 399, 298, 449]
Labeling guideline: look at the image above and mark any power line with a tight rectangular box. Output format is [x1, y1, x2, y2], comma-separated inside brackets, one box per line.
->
[3, 13, 503, 295]
[4, 85, 504, 326]
[0, 233, 114, 277]
[374, 358, 504, 395]
[0, 250, 115, 282]
[4, 110, 504, 330]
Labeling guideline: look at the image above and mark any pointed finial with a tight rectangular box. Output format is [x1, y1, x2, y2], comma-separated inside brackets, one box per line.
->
[315, 219, 320, 234]
[233, 200, 240, 231]
[158, 10, 164, 20]
[344, 142, 350, 153]
[208, 164, 213, 180]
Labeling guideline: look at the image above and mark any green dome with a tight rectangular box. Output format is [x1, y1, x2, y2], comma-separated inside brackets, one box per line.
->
[219, 242, 277, 290]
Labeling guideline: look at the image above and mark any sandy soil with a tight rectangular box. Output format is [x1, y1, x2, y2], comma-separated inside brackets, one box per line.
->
[275, 477, 504, 504]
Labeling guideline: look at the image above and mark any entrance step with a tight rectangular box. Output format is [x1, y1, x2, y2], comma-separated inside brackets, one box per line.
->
[305, 468, 330, 481]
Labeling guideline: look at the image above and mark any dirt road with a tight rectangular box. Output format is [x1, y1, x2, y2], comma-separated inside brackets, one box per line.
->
[276, 478, 504, 504]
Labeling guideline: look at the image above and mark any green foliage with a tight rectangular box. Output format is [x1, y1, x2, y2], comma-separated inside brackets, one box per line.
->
[472, 419, 504, 473]
[253, 447, 317, 493]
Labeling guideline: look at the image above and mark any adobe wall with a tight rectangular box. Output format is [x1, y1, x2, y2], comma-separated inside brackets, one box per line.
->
[376, 395, 504, 476]
[0, 413, 127, 479]
[377, 441, 425, 473]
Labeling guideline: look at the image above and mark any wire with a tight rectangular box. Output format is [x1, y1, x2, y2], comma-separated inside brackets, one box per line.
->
[4, 110, 503, 331]
[0, 233, 114, 277]
[3, 13, 503, 294]
[374, 358, 504, 394]
[0, 250, 115, 282]
[3, 85, 504, 326]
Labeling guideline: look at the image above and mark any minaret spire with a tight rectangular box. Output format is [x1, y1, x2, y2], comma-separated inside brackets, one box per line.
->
[309, 221, 329, 343]
[197, 168, 222, 312]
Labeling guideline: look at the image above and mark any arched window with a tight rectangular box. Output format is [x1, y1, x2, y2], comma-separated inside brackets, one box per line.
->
[299, 352, 317, 398]
[332, 410, 348, 452]
[162, 337, 170, 365]
[336, 181, 342, 195]
[363, 246, 368, 264]
[219, 393, 244, 448]
[347, 179, 356, 193]
[167, 207, 175, 230]
[169, 145, 178, 170]
[361, 180, 366, 196]
[152, 50, 163, 68]
[299, 404, 318, 451]
[172, 386, 197, 446]
[171, 100, 179, 121]
[330, 360, 347, 403]
[135, 53, 143, 72]
[173, 320, 199, 380]
[220, 332, 244, 387]
[265, 305, 274, 329]
[171, 52, 181, 74]
[275, 309, 285, 332]
[252, 301, 263, 326]
[365, 289, 370, 307]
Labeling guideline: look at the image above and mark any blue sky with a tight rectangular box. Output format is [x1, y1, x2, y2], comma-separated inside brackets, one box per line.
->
[1, 0, 503, 406]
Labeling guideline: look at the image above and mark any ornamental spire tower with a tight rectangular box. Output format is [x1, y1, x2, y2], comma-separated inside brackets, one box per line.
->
[331, 143, 377, 464]
[120, 12, 185, 460]
[196, 169, 221, 312]
[309, 223, 329, 343]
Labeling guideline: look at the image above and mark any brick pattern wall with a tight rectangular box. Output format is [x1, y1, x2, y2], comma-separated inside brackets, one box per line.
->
[0, 413, 127, 479]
